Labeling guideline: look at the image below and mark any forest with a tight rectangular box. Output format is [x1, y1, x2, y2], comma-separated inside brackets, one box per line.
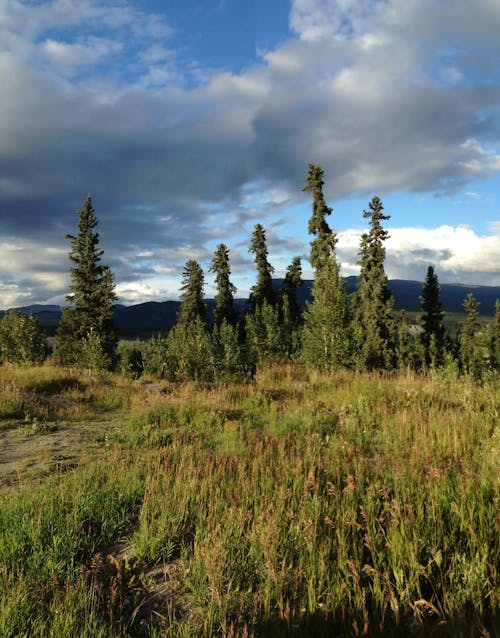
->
[0, 165, 498, 637]
[0, 164, 499, 379]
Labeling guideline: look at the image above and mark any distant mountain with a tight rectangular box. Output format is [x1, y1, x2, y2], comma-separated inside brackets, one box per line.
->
[2, 278, 498, 338]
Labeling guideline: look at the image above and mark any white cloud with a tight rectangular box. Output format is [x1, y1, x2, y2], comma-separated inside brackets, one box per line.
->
[336, 225, 500, 285]
[41, 37, 122, 70]
[114, 281, 173, 305]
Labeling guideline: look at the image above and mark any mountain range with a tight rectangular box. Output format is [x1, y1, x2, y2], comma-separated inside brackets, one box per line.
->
[2, 277, 498, 338]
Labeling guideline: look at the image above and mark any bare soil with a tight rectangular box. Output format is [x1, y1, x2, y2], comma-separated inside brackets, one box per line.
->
[0, 418, 122, 492]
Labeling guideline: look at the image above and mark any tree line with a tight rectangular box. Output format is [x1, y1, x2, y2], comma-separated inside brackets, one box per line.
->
[1, 165, 499, 378]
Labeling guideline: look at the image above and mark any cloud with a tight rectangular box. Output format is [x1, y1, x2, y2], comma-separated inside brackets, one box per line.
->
[336, 225, 500, 285]
[0, 0, 499, 307]
[41, 37, 123, 71]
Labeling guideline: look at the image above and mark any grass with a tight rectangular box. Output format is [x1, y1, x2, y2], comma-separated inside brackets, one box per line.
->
[0, 363, 498, 636]
[0, 364, 142, 428]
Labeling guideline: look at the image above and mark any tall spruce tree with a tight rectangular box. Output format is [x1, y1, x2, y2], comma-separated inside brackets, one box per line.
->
[417, 265, 447, 368]
[283, 256, 303, 326]
[249, 224, 275, 307]
[486, 300, 500, 370]
[353, 196, 395, 370]
[178, 260, 207, 327]
[459, 292, 483, 377]
[54, 196, 117, 368]
[301, 164, 350, 368]
[210, 243, 237, 326]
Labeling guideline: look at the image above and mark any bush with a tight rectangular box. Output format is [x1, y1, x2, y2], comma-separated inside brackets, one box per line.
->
[118, 342, 144, 379]
[0, 310, 47, 365]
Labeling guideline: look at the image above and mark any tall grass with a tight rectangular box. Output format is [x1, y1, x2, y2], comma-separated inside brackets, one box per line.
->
[0, 364, 498, 636]
[0, 364, 143, 426]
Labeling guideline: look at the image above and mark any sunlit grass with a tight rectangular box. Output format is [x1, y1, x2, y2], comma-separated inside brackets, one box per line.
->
[0, 364, 498, 637]
[0, 364, 143, 426]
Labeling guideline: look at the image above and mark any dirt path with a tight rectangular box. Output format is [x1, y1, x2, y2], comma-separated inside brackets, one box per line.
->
[0, 418, 123, 491]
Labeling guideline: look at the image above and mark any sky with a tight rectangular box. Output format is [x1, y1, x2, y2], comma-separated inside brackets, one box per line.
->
[0, 0, 499, 309]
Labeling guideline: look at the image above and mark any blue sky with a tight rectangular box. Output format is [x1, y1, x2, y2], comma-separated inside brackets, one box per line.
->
[0, 0, 499, 309]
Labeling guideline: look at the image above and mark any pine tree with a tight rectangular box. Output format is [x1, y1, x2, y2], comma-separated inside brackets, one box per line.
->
[487, 300, 500, 369]
[303, 164, 337, 272]
[249, 224, 275, 308]
[459, 293, 483, 377]
[54, 196, 117, 368]
[210, 244, 237, 326]
[283, 256, 303, 327]
[178, 260, 207, 327]
[301, 165, 350, 368]
[352, 196, 395, 370]
[417, 265, 447, 368]
[245, 300, 284, 366]
[395, 310, 419, 370]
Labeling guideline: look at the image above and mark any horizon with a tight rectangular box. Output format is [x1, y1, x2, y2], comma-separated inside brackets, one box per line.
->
[0, 0, 499, 308]
[2, 274, 499, 314]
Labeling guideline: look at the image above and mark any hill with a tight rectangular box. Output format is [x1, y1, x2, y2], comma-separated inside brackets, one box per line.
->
[2, 278, 498, 338]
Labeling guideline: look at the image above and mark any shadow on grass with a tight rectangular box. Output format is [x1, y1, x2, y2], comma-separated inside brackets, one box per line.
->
[255, 609, 499, 638]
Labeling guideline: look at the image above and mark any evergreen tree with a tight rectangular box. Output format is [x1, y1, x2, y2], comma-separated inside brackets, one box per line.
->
[301, 165, 351, 368]
[459, 293, 483, 377]
[178, 260, 207, 327]
[283, 256, 303, 328]
[210, 244, 237, 326]
[352, 196, 395, 370]
[249, 224, 275, 307]
[395, 310, 419, 370]
[280, 257, 304, 358]
[417, 265, 447, 368]
[303, 164, 337, 272]
[54, 196, 117, 368]
[245, 300, 285, 366]
[212, 319, 246, 379]
[487, 300, 500, 369]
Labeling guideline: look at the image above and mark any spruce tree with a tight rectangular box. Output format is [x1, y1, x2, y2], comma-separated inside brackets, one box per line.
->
[280, 256, 304, 357]
[249, 224, 275, 307]
[459, 293, 483, 377]
[54, 196, 117, 368]
[352, 196, 395, 370]
[245, 300, 284, 366]
[395, 310, 419, 370]
[487, 300, 500, 369]
[301, 164, 350, 368]
[417, 265, 447, 368]
[210, 243, 237, 326]
[304, 165, 337, 272]
[283, 256, 303, 326]
[178, 260, 207, 327]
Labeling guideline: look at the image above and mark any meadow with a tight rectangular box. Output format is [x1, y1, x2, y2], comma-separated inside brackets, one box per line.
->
[0, 363, 498, 637]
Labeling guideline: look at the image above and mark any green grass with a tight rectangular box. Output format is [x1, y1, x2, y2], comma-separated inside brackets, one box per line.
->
[0, 364, 498, 637]
[0, 365, 141, 427]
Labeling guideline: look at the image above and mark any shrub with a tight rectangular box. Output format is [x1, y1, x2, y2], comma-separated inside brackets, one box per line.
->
[0, 310, 46, 365]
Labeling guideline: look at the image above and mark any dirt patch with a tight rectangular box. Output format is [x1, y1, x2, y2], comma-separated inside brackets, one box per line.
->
[0, 418, 122, 492]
